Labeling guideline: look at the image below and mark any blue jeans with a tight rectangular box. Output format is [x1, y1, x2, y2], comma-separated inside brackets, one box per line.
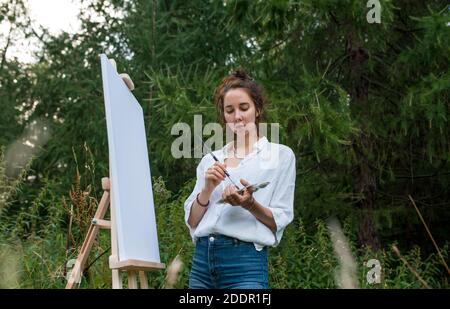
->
[189, 234, 268, 289]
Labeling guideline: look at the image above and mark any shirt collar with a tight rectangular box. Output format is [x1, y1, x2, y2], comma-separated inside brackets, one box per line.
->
[222, 136, 269, 158]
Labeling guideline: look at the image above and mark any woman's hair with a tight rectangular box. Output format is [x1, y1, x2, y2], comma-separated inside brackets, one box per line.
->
[214, 68, 266, 126]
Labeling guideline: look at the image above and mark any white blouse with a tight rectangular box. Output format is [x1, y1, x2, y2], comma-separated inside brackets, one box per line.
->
[183, 136, 296, 251]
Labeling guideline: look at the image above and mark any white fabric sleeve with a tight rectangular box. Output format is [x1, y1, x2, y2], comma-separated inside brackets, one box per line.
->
[268, 149, 296, 246]
[183, 157, 206, 240]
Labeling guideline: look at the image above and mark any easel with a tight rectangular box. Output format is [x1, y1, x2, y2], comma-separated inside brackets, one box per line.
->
[65, 177, 165, 289]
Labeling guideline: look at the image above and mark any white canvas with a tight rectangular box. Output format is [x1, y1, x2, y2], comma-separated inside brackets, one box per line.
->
[100, 54, 161, 263]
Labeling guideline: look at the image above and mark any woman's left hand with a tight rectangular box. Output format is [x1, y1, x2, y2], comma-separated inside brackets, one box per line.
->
[222, 179, 255, 209]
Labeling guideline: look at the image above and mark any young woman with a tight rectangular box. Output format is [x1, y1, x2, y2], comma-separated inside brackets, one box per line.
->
[184, 69, 296, 289]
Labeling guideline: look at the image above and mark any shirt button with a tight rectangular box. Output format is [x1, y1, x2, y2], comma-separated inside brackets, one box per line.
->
[209, 236, 215, 242]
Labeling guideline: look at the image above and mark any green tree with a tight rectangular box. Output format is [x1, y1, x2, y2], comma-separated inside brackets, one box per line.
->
[0, 0, 448, 287]
[224, 0, 449, 249]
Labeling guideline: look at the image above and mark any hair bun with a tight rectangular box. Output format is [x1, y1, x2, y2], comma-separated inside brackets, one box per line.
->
[231, 68, 253, 81]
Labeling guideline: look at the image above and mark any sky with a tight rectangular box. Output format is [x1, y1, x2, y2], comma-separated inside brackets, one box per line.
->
[1, 0, 82, 63]
[28, 0, 81, 35]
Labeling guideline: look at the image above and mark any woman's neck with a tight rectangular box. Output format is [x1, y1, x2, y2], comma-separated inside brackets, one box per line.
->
[233, 132, 260, 157]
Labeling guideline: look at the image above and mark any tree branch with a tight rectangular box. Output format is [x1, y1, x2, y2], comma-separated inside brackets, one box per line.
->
[328, 11, 340, 26]
[0, 25, 12, 70]
[395, 171, 450, 179]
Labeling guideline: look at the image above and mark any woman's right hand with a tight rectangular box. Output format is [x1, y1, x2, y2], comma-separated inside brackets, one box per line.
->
[203, 162, 226, 194]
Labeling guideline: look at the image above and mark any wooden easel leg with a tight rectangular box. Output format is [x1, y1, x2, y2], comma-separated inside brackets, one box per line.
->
[127, 271, 138, 289]
[109, 177, 123, 289]
[139, 271, 148, 289]
[65, 186, 110, 289]
[112, 269, 121, 289]
[66, 261, 82, 289]
[66, 177, 161, 289]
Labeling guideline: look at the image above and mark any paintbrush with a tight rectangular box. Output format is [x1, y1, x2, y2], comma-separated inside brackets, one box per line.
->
[198, 137, 241, 190]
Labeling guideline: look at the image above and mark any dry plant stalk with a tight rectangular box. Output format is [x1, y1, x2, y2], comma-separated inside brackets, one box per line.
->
[391, 244, 431, 289]
[408, 195, 450, 276]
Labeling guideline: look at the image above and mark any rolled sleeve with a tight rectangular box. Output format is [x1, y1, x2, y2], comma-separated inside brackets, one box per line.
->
[268, 149, 296, 246]
[183, 158, 206, 240]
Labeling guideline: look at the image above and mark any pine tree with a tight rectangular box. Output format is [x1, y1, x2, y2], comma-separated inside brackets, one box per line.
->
[2, 0, 448, 253]
[224, 0, 449, 249]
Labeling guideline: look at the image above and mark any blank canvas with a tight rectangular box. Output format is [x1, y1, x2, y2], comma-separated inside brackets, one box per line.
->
[100, 54, 161, 263]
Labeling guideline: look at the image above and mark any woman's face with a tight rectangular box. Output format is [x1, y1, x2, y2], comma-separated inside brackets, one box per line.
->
[223, 88, 259, 136]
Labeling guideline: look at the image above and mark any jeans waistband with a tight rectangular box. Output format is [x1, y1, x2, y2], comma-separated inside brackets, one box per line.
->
[197, 234, 245, 245]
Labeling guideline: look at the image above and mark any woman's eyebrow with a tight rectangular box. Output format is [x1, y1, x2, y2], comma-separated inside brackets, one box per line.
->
[224, 102, 249, 108]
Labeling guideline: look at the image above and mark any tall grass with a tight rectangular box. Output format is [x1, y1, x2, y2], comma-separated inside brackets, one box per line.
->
[0, 148, 448, 288]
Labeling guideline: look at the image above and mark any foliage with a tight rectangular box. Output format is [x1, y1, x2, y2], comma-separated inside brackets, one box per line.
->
[0, 0, 449, 288]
